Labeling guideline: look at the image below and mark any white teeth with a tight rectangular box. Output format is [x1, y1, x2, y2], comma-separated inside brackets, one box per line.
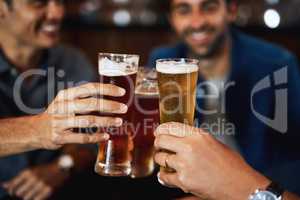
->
[191, 32, 208, 41]
[42, 25, 59, 32]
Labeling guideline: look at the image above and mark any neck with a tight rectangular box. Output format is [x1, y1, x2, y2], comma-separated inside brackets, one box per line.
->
[0, 32, 43, 72]
[191, 34, 232, 80]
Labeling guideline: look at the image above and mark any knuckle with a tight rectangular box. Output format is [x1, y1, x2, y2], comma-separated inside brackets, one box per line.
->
[178, 173, 187, 186]
[106, 83, 115, 90]
[82, 135, 90, 144]
[154, 152, 161, 164]
[52, 135, 62, 145]
[86, 115, 96, 125]
[154, 137, 161, 148]
[57, 89, 66, 98]
[102, 117, 112, 126]
[183, 143, 193, 154]
[176, 160, 185, 169]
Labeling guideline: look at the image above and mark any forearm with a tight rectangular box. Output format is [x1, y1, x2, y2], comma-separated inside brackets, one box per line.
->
[0, 115, 42, 157]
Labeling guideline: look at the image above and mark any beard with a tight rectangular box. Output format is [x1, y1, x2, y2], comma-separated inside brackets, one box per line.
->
[180, 25, 228, 59]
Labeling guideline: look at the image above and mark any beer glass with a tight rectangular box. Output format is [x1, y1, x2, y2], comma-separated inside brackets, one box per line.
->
[131, 68, 159, 178]
[95, 53, 139, 176]
[156, 58, 199, 172]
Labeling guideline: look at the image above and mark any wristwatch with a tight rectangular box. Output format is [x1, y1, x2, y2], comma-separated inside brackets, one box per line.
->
[57, 154, 74, 172]
[248, 182, 284, 200]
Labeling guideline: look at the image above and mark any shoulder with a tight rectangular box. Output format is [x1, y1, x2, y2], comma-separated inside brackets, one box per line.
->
[234, 30, 298, 69]
[148, 43, 187, 67]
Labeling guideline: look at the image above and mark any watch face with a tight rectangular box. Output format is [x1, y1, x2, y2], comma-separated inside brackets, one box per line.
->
[251, 191, 278, 200]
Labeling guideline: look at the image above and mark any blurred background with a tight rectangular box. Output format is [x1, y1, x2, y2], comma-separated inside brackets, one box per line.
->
[62, 0, 300, 67]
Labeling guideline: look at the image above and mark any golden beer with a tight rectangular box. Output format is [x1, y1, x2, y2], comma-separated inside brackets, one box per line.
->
[157, 59, 199, 125]
[156, 58, 199, 172]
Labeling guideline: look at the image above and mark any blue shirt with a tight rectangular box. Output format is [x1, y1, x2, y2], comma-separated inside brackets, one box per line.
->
[148, 29, 300, 194]
[0, 45, 96, 198]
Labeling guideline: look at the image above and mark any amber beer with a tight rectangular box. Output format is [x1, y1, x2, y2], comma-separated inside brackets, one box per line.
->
[156, 58, 199, 172]
[95, 53, 139, 176]
[131, 72, 159, 178]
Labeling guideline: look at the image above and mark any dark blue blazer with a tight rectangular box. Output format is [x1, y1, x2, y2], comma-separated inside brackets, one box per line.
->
[148, 29, 300, 194]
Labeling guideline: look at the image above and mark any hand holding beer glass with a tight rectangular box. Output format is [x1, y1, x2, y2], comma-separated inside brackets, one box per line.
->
[95, 53, 139, 176]
[156, 58, 199, 174]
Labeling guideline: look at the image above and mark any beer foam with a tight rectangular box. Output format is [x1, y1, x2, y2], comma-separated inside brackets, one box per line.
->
[156, 62, 198, 74]
[99, 57, 138, 76]
[135, 82, 159, 96]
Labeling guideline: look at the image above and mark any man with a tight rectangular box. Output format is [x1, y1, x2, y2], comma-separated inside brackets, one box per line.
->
[154, 122, 300, 200]
[148, 0, 300, 193]
[0, 0, 126, 199]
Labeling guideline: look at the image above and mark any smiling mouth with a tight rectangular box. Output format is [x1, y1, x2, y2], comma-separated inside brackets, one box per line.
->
[189, 32, 211, 43]
[40, 24, 61, 35]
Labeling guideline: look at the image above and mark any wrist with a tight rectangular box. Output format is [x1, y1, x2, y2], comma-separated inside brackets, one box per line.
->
[27, 114, 46, 150]
[238, 172, 271, 200]
[231, 169, 271, 200]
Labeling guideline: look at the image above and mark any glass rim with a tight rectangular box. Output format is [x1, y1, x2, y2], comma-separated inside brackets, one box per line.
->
[156, 58, 199, 64]
[99, 52, 140, 58]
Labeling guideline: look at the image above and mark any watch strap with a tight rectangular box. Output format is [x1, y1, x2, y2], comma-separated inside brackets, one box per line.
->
[266, 181, 284, 198]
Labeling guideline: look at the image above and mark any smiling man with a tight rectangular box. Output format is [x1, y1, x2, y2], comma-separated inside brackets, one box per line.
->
[0, 0, 122, 200]
[148, 0, 300, 197]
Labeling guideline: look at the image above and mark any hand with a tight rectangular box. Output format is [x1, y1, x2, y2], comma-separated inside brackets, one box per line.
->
[33, 83, 128, 150]
[154, 122, 270, 200]
[3, 162, 68, 200]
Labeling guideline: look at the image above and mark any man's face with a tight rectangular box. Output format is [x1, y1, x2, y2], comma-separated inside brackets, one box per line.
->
[169, 0, 237, 57]
[1, 0, 65, 49]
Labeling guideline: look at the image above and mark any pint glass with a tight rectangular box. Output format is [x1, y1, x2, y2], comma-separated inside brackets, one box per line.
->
[95, 53, 139, 176]
[156, 58, 199, 172]
[131, 68, 159, 178]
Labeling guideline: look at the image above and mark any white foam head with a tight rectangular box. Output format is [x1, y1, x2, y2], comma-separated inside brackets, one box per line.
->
[99, 57, 138, 76]
[156, 60, 198, 74]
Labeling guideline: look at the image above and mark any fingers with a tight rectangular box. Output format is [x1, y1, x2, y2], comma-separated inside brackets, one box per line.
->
[4, 172, 28, 195]
[154, 134, 185, 153]
[15, 176, 36, 198]
[56, 83, 126, 101]
[33, 186, 52, 200]
[154, 151, 178, 170]
[51, 98, 128, 115]
[54, 132, 110, 145]
[155, 122, 203, 138]
[56, 116, 123, 130]
[157, 171, 179, 188]
[23, 182, 48, 200]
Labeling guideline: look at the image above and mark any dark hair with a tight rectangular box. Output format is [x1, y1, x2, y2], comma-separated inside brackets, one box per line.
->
[163, 0, 236, 13]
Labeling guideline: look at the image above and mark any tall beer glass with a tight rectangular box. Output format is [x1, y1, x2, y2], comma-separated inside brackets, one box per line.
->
[156, 58, 199, 172]
[95, 53, 139, 176]
[131, 68, 159, 178]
